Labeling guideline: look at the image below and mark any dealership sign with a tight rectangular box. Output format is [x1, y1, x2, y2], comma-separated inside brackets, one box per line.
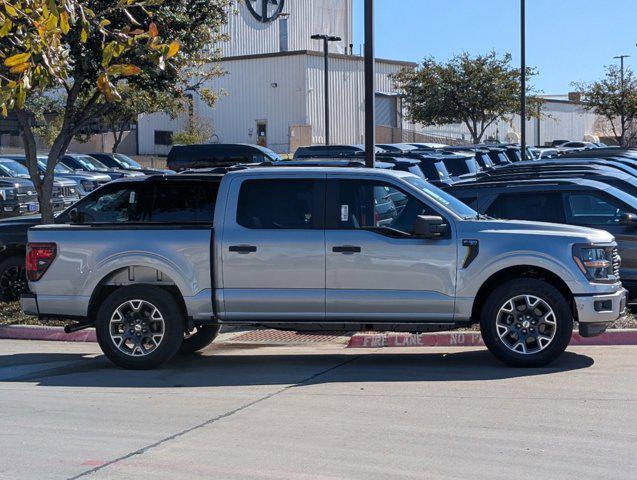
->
[247, 0, 285, 23]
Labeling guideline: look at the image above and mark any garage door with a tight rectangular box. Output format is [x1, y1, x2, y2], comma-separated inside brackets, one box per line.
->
[376, 94, 398, 128]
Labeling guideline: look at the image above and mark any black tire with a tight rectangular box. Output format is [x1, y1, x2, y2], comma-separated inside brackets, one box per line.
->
[0, 255, 28, 302]
[179, 325, 220, 355]
[480, 278, 573, 368]
[95, 285, 184, 370]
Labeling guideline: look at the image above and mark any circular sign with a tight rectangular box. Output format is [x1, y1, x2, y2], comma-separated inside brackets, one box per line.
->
[246, 0, 285, 24]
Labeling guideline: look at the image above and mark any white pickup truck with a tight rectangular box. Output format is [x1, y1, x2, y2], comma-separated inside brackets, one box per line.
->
[22, 167, 626, 369]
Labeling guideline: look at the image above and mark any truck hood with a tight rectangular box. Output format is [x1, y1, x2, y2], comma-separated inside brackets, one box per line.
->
[459, 219, 615, 244]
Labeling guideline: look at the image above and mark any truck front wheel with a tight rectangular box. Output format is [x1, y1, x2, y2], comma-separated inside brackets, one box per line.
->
[480, 279, 573, 367]
[95, 285, 184, 369]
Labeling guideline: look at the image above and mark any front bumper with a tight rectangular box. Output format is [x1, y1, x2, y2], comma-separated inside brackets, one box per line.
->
[574, 288, 627, 337]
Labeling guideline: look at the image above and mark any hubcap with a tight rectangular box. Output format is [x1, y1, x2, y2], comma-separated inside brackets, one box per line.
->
[109, 300, 165, 357]
[496, 295, 557, 355]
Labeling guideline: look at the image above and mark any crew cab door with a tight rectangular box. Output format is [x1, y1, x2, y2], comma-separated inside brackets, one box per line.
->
[324, 177, 457, 321]
[220, 175, 326, 320]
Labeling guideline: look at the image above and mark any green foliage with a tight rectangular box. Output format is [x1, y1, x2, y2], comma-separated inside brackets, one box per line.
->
[392, 51, 542, 144]
[573, 65, 637, 148]
[172, 115, 213, 145]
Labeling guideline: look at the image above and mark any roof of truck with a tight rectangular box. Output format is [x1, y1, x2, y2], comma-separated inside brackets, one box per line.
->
[225, 166, 414, 178]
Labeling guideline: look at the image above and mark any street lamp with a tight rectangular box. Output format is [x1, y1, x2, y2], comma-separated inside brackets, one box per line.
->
[614, 54, 630, 147]
[311, 34, 342, 145]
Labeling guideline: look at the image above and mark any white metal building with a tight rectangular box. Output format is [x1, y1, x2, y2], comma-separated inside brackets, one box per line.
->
[136, 0, 605, 155]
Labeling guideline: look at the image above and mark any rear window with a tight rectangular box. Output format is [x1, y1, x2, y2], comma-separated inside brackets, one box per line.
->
[76, 183, 218, 224]
[237, 179, 323, 229]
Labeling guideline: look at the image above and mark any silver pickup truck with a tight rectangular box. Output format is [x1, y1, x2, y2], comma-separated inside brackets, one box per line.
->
[22, 167, 627, 369]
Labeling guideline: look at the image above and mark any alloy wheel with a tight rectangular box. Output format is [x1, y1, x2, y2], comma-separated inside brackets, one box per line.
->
[496, 295, 557, 355]
[109, 300, 165, 357]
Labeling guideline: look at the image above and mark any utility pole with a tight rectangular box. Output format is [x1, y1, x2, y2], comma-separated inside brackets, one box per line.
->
[364, 0, 375, 168]
[311, 34, 341, 145]
[520, 0, 527, 160]
[614, 54, 630, 147]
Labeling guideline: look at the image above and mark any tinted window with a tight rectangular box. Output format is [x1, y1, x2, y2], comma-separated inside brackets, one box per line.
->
[237, 180, 323, 229]
[564, 192, 628, 225]
[486, 192, 564, 223]
[333, 180, 437, 235]
[151, 184, 217, 223]
[79, 186, 152, 223]
[155, 131, 173, 146]
[419, 160, 450, 181]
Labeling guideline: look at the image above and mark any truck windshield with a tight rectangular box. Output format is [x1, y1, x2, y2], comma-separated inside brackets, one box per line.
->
[114, 154, 143, 169]
[403, 176, 477, 218]
[37, 158, 74, 174]
[0, 160, 30, 177]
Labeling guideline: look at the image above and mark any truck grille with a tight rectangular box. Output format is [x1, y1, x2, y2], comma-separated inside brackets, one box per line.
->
[16, 186, 38, 203]
[612, 247, 621, 279]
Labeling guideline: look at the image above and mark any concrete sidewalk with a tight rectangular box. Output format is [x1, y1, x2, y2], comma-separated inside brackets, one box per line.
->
[0, 338, 635, 479]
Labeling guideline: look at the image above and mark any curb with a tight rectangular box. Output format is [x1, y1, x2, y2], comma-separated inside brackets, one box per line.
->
[0, 325, 96, 343]
[347, 330, 637, 348]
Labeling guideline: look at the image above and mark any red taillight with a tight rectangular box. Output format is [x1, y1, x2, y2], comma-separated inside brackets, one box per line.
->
[26, 243, 57, 281]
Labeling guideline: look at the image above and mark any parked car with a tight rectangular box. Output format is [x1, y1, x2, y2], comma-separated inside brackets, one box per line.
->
[446, 177, 637, 300]
[89, 153, 174, 175]
[168, 143, 282, 172]
[409, 142, 448, 149]
[558, 141, 599, 151]
[7, 154, 111, 197]
[0, 156, 79, 209]
[293, 144, 387, 160]
[551, 140, 570, 147]
[22, 168, 626, 369]
[60, 154, 144, 180]
[0, 177, 39, 218]
[377, 144, 420, 153]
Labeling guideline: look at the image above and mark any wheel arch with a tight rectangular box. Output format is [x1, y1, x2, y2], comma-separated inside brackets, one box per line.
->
[87, 266, 188, 325]
[471, 265, 576, 324]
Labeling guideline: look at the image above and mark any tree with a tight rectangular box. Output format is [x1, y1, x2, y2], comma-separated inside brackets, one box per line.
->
[0, 0, 229, 223]
[172, 114, 213, 145]
[392, 51, 542, 144]
[573, 65, 637, 148]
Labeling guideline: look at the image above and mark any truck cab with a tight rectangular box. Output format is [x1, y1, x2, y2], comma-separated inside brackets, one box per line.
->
[22, 168, 627, 369]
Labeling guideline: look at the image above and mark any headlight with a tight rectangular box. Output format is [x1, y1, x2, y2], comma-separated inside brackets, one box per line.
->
[573, 244, 618, 283]
[0, 188, 18, 201]
[80, 180, 96, 192]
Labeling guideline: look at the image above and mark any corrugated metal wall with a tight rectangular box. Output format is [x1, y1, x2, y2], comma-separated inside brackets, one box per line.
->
[221, 0, 353, 57]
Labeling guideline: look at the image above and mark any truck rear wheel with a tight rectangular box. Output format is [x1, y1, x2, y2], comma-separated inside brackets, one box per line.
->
[95, 285, 184, 370]
[0, 255, 28, 302]
[179, 325, 220, 355]
[480, 278, 573, 367]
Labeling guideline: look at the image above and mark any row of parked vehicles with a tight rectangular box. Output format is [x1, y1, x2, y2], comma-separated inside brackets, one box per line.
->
[11, 140, 630, 369]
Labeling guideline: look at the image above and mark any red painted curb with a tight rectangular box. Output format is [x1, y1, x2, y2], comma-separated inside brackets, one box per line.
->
[347, 330, 637, 348]
[0, 325, 96, 343]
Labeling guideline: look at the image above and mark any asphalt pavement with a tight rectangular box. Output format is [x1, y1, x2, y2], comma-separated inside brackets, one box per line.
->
[0, 338, 635, 480]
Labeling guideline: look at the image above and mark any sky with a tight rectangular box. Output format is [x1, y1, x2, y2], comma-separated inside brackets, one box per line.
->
[352, 0, 637, 94]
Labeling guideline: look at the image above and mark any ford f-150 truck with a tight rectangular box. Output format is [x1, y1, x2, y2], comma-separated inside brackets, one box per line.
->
[21, 168, 627, 369]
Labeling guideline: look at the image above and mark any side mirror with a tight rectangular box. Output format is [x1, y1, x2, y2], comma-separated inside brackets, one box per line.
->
[620, 212, 637, 226]
[68, 208, 85, 225]
[414, 215, 447, 239]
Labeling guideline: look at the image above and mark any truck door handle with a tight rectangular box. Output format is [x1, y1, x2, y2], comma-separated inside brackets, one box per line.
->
[333, 245, 361, 254]
[229, 245, 257, 254]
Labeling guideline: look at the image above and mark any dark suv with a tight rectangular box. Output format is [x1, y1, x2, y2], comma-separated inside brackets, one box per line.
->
[447, 178, 637, 300]
[167, 144, 281, 172]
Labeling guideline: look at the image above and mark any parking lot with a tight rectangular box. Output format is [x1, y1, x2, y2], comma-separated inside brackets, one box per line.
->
[1, 337, 635, 480]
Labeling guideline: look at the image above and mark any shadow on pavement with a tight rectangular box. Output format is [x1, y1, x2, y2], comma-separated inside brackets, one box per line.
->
[0, 347, 595, 388]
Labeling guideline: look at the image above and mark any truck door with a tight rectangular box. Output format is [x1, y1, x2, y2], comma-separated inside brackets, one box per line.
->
[325, 177, 457, 321]
[221, 176, 326, 320]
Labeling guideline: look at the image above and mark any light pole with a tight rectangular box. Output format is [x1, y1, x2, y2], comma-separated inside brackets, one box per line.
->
[614, 54, 630, 147]
[311, 34, 341, 145]
[364, 0, 375, 168]
[520, 0, 527, 160]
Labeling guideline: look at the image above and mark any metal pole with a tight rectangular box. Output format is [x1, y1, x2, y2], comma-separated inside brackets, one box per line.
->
[364, 0, 375, 168]
[614, 54, 630, 147]
[324, 37, 330, 145]
[520, 0, 526, 159]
